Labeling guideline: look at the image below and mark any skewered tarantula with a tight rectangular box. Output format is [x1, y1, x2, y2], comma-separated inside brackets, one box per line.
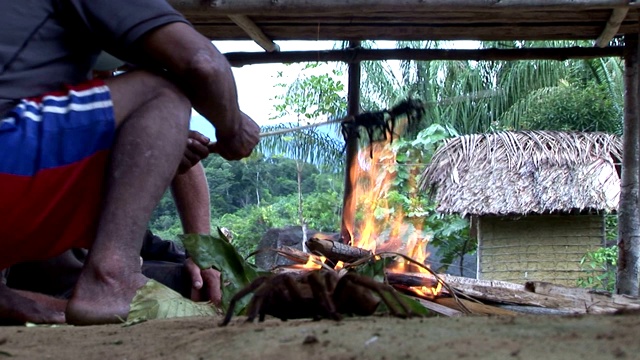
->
[220, 270, 413, 325]
[340, 98, 426, 157]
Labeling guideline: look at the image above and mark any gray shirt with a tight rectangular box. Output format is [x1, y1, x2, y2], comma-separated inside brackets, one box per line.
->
[0, 0, 188, 116]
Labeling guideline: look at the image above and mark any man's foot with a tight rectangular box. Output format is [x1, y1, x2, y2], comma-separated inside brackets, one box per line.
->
[0, 284, 66, 324]
[66, 270, 148, 325]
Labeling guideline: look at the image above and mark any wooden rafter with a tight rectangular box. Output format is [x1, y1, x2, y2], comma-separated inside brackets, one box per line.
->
[179, 0, 630, 15]
[228, 15, 280, 52]
[225, 46, 624, 67]
[595, 7, 630, 47]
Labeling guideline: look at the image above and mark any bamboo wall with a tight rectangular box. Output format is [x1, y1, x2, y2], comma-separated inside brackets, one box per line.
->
[477, 214, 605, 287]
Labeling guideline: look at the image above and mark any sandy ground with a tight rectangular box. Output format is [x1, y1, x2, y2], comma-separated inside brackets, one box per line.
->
[0, 312, 638, 360]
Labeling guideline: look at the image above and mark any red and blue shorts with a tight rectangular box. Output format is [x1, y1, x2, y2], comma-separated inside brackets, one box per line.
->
[0, 80, 115, 270]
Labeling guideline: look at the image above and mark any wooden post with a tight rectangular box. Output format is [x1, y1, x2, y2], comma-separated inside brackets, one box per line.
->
[617, 33, 640, 296]
[340, 41, 361, 244]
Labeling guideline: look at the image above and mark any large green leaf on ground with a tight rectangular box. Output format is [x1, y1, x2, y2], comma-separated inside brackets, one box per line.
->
[179, 230, 261, 314]
[127, 279, 217, 323]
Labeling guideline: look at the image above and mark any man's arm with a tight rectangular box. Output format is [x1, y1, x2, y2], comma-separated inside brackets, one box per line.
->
[170, 159, 222, 304]
[137, 22, 260, 161]
[171, 161, 210, 234]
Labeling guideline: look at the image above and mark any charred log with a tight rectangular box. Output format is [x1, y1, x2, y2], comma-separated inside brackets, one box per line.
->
[306, 237, 372, 264]
[386, 272, 438, 288]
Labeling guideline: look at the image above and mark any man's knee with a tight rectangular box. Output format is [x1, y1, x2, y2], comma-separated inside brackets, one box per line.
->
[106, 70, 191, 128]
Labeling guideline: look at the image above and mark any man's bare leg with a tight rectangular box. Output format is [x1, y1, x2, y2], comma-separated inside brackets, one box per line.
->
[66, 71, 191, 325]
[0, 284, 66, 324]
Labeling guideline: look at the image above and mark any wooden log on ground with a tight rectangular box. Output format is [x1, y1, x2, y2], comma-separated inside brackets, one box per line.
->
[496, 304, 580, 316]
[306, 237, 372, 264]
[525, 281, 640, 314]
[414, 298, 463, 317]
[434, 298, 519, 316]
[440, 274, 583, 311]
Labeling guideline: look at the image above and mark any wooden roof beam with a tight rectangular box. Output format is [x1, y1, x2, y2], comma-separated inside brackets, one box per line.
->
[224, 46, 624, 67]
[595, 7, 630, 47]
[228, 15, 280, 52]
[173, 0, 631, 15]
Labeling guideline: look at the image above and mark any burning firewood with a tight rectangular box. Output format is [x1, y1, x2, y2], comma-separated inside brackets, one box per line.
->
[306, 237, 372, 264]
[385, 272, 438, 289]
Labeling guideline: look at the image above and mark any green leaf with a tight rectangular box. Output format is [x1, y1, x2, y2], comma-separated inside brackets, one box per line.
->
[352, 257, 392, 282]
[180, 230, 261, 314]
[127, 279, 217, 324]
[395, 293, 432, 317]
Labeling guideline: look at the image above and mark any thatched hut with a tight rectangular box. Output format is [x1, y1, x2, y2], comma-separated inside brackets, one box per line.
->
[420, 131, 622, 286]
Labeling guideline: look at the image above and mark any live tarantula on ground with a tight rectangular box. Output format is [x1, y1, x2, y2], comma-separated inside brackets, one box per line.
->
[220, 269, 414, 326]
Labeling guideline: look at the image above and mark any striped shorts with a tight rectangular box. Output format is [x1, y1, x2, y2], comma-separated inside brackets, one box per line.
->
[0, 80, 115, 270]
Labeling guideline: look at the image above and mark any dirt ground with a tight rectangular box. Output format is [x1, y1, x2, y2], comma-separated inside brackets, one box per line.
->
[0, 312, 638, 360]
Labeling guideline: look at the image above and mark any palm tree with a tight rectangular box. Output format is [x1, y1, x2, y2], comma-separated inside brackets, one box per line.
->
[357, 40, 623, 135]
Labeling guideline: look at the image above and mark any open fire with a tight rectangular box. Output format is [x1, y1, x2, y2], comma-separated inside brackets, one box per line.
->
[287, 102, 442, 299]
[343, 126, 442, 298]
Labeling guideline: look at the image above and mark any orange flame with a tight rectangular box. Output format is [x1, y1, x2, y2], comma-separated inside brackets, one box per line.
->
[292, 254, 326, 270]
[346, 119, 441, 297]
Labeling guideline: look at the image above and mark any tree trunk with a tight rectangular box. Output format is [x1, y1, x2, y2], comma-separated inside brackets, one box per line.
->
[296, 160, 308, 253]
[617, 33, 640, 295]
[255, 170, 261, 206]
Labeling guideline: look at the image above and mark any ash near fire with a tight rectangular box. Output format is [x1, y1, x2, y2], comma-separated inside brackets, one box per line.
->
[340, 98, 426, 157]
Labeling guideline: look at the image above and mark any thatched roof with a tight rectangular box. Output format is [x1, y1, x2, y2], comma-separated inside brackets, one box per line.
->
[418, 131, 622, 216]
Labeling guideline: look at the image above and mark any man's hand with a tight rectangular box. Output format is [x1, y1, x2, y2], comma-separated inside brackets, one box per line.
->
[184, 258, 222, 305]
[208, 112, 260, 161]
[177, 131, 211, 174]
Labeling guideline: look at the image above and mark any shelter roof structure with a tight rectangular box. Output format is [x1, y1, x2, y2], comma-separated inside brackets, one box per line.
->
[419, 131, 622, 216]
[170, 1, 639, 49]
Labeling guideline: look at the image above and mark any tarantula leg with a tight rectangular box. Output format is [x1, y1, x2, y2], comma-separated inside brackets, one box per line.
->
[245, 289, 267, 323]
[342, 273, 413, 318]
[220, 276, 269, 326]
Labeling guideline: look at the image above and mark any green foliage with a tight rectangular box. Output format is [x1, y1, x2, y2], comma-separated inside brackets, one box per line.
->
[272, 63, 346, 121]
[577, 246, 618, 292]
[149, 153, 341, 247]
[215, 189, 343, 259]
[180, 231, 262, 314]
[359, 40, 623, 137]
[604, 214, 618, 243]
[514, 82, 622, 134]
[577, 215, 618, 292]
